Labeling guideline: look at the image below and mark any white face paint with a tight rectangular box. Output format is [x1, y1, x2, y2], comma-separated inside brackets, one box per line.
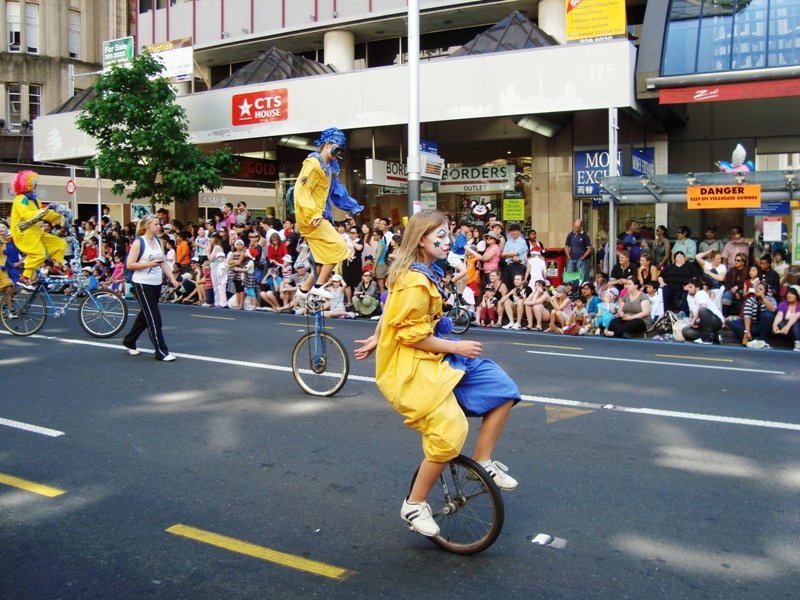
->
[420, 227, 450, 261]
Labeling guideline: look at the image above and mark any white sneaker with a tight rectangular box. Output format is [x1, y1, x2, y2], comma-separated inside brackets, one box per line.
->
[510, 323, 521, 330]
[5, 311, 18, 320]
[746, 340, 767, 349]
[502, 323, 514, 329]
[160, 354, 176, 362]
[693, 338, 712, 345]
[126, 347, 140, 356]
[309, 285, 332, 300]
[401, 497, 439, 537]
[794, 341, 800, 353]
[481, 461, 518, 491]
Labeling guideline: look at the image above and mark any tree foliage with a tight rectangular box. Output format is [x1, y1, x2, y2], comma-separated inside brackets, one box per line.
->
[76, 51, 237, 206]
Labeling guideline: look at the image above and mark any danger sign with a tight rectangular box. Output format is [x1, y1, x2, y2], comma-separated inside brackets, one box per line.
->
[687, 184, 761, 209]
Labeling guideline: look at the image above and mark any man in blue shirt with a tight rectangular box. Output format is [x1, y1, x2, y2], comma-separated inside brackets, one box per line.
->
[565, 219, 592, 281]
[501, 223, 528, 290]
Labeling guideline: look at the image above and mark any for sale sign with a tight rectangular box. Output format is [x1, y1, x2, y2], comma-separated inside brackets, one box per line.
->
[232, 89, 288, 126]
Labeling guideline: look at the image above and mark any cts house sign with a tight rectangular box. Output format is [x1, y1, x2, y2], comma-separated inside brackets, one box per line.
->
[232, 89, 288, 126]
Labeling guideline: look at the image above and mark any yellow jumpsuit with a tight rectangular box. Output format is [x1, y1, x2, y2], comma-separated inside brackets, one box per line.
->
[376, 271, 469, 463]
[294, 156, 349, 265]
[10, 193, 66, 278]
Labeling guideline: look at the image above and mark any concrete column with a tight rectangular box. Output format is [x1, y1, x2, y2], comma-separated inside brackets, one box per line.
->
[538, 0, 567, 45]
[324, 30, 355, 72]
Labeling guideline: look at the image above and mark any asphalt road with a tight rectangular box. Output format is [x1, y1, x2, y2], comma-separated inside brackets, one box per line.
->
[1, 300, 799, 599]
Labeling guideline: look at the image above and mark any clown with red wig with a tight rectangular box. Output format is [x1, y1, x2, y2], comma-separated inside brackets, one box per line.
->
[9, 170, 67, 288]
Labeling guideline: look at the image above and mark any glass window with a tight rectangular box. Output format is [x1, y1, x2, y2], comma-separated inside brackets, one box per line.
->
[29, 85, 41, 123]
[662, 0, 800, 75]
[7, 83, 22, 129]
[68, 10, 81, 59]
[139, 0, 152, 13]
[7, 1, 20, 52]
[25, 2, 38, 54]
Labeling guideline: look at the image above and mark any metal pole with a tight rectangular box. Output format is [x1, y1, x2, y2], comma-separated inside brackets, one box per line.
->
[95, 166, 103, 256]
[407, 0, 420, 219]
[69, 165, 77, 219]
[607, 108, 619, 273]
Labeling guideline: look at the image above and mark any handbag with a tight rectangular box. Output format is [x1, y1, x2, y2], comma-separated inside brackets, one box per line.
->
[672, 318, 691, 341]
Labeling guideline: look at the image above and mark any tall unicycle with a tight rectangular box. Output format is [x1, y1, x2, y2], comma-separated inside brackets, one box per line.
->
[409, 454, 504, 555]
[291, 294, 349, 396]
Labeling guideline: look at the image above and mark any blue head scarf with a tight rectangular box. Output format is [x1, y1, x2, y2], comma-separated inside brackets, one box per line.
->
[314, 128, 347, 148]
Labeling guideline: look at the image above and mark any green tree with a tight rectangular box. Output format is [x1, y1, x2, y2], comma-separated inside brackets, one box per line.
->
[76, 51, 237, 206]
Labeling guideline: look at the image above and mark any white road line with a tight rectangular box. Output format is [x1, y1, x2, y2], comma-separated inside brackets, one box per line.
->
[0, 417, 65, 437]
[3, 331, 798, 432]
[525, 350, 785, 375]
[517, 395, 800, 432]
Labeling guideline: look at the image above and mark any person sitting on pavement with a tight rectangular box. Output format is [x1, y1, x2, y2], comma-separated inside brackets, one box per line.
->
[594, 271, 609, 296]
[581, 281, 601, 317]
[478, 285, 500, 327]
[729, 282, 777, 349]
[722, 252, 749, 316]
[609, 250, 635, 293]
[659, 251, 694, 312]
[636, 253, 660, 289]
[352, 270, 380, 317]
[523, 279, 551, 331]
[644, 280, 665, 323]
[560, 295, 590, 335]
[771, 284, 800, 352]
[595, 289, 618, 335]
[680, 277, 725, 345]
[696, 249, 727, 289]
[758, 254, 781, 300]
[486, 269, 509, 327]
[322, 274, 355, 319]
[698, 224, 725, 254]
[548, 285, 573, 333]
[500, 273, 530, 330]
[773, 248, 790, 299]
[605, 279, 651, 338]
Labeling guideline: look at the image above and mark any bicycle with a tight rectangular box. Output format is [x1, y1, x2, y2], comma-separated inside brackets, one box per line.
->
[290, 263, 349, 397]
[443, 282, 472, 335]
[0, 206, 128, 338]
[408, 454, 504, 555]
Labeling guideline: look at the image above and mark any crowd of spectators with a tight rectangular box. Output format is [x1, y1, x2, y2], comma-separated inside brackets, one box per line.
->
[3, 203, 797, 352]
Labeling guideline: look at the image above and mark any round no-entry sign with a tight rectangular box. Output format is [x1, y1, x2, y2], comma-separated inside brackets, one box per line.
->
[66, 180, 76, 195]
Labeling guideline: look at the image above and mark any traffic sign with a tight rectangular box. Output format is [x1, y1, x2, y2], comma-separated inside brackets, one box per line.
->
[66, 180, 76, 195]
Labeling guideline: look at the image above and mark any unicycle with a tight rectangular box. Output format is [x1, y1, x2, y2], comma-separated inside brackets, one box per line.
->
[409, 454, 504, 555]
[291, 293, 349, 396]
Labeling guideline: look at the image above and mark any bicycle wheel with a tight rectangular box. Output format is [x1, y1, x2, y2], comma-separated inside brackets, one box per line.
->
[292, 331, 349, 397]
[409, 454, 504, 555]
[446, 306, 471, 335]
[79, 290, 128, 338]
[0, 288, 47, 336]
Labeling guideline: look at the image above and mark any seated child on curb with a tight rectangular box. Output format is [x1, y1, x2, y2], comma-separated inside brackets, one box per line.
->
[478, 285, 498, 327]
[595, 289, 618, 334]
[562, 296, 590, 335]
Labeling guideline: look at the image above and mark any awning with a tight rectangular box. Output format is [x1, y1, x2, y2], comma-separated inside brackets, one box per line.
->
[599, 170, 800, 203]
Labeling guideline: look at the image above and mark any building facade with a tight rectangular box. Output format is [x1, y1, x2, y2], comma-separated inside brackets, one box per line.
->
[31, 0, 800, 265]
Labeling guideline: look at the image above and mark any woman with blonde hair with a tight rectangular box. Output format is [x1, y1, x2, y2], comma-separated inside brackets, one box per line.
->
[355, 210, 520, 539]
[122, 214, 180, 361]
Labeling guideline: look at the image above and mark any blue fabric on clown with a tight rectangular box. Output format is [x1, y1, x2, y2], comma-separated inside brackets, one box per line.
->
[308, 129, 363, 223]
[411, 261, 521, 417]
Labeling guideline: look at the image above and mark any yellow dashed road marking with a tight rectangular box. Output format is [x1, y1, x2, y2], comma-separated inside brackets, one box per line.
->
[0, 473, 66, 497]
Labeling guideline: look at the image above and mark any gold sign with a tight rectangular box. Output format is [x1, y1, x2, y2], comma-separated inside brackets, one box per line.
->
[687, 184, 762, 209]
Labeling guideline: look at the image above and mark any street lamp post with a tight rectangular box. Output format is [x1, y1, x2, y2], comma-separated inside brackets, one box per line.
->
[407, 0, 421, 219]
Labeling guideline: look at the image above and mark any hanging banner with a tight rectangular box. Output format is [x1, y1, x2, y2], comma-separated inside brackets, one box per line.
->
[686, 184, 761, 209]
